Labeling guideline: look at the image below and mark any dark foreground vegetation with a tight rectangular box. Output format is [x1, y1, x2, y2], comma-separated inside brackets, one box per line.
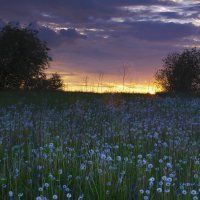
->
[0, 25, 63, 90]
[0, 91, 199, 200]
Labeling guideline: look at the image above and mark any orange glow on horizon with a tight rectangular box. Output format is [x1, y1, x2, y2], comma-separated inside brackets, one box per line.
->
[47, 69, 162, 94]
[62, 82, 162, 94]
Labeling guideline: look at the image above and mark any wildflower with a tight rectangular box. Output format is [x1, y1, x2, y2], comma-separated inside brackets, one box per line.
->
[100, 153, 106, 160]
[107, 156, 112, 161]
[159, 181, 163, 186]
[191, 190, 197, 195]
[182, 190, 187, 195]
[156, 188, 162, 193]
[89, 149, 95, 155]
[165, 189, 170, 193]
[38, 187, 43, 192]
[78, 194, 84, 200]
[49, 143, 54, 149]
[147, 164, 153, 169]
[166, 182, 171, 187]
[53, 194, 58, 199]
[139, 189, 144, 194]
[149, 181, 154, 187]
[149, 177, 155, 182]
[44, 183, 49, 188]
[145, 190, 150, 195]
[194, 174, 198, 179]
[8, 191, 13, 197]
[80, 164, 86, 170]
[106, 190, 110, 195]
[66, 193, 72, 198]
[117, 156, 121, 161]
[124, 157, 128, 162]
[167, 177, 172, 182]
[166, 162, 172, 168]
[162, 176, 167, 181]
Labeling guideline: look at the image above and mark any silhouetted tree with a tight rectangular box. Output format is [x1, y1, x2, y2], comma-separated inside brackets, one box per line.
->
[155, 48, 200, 94]
[0, 25, 51, 89]
[24, 74, 49, 90]
[48, 73, 63, 90]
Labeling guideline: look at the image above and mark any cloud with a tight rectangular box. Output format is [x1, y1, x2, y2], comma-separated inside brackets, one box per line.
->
[129, 21, 199, 42]
[60, 28, 87, 40]
[1, 0, 200, 81]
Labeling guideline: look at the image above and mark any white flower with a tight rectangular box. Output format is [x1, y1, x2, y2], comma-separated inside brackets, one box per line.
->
[44, 183, 49, 188]
[159, 159, 163, 163]
[18, 193, 23, 197]
[149, 177, 155, 182]
[162, 176, 167, 181]
[80, 164, 86, 170]
[191, 190, 197, 195]
[53, 194, 58, 199]
[100, 153, 106, 160]
[166, 182, 171, 187]
[78, 194, 84, 200]
[182, 190, 187, 195]
[8, 191, 13, 197]
[166, 162, 172, 168]
[38, 187, 43, 192]
[49, 143, 54, 149]
[89, 149, 95, 155]
[107, 156, 112, 161]
[167, 177, 172, 182]
[58, 169, 63, 175]
[145, 190, 150, 195]
[147, 164, 153, 169]
[139, 189, 144, 194]
[156, 188, 162, 193]
[117, 156, 121, 161]
[66, 193, 72, 198]
[124, 157, 128, 162]
[159, 181, 163, 186]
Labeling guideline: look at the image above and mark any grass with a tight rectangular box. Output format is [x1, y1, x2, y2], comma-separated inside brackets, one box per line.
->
[0, 91, 199, 200]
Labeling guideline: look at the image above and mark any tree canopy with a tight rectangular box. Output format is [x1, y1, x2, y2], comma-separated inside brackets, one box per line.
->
[155, 48, 200, 94]
[0, 25, 63, 90]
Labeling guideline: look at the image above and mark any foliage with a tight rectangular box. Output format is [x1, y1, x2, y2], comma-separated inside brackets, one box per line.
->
[48, 73, 64, 90]
[155, 48, 200, 94]
[0, 93, 199, 199]
[0, 25, 63, 90]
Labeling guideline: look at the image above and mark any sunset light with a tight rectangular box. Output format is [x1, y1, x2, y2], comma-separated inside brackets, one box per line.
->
[1, 1, 200, 200]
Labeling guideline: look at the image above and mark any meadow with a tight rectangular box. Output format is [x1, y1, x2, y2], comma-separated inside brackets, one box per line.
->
[0, 91, 199, 200]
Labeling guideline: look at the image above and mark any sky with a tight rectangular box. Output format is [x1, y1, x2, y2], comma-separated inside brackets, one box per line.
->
[0, 0, 200, 93]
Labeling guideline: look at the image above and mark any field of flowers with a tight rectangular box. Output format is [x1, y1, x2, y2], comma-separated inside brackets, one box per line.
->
[0, 92, 199, 200]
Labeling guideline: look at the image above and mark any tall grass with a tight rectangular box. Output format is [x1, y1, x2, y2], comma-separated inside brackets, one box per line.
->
[0, 92, 199, 199]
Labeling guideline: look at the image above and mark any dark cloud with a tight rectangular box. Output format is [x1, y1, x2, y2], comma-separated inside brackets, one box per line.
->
[60, 29, 87, 40]
[130, 21, 199, 42]
[0, 0, 177, 24]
